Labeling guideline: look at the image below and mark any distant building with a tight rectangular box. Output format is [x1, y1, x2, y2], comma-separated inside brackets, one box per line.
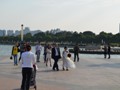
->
[0, 30, 6, 36]
[24, 27, 30, 35]
[31, 30, 41, 36]
[50, 28, 62, 34]
[14, 30, 20, 36]
[3, 27, 63, 36]
[7, 30, 14, 36]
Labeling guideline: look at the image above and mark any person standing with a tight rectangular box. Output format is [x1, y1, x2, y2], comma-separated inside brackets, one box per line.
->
[43, 43, 48, 63]
[19, 42, 27, 61]
[46, 44, 52, 67]
[107, 43, 111, 59]
[52, 43, 61, 71]
[21, 45, 36, 90]
[35, 42, 42, 62]
[103, 44, 107, 59]
[62, 46, 69, 71]
[73, 43, 80, 62]
[11, 42, 19, 66]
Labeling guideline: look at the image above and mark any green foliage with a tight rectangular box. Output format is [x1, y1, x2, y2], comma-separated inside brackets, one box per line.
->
[0, 31, 120, 45]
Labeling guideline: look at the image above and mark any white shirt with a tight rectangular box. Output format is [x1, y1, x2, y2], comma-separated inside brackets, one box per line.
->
[62, 50, 69, 58]
[35, 45, 42, 52]
[55, 47, 59, 56]
[21, 51, 36, 68]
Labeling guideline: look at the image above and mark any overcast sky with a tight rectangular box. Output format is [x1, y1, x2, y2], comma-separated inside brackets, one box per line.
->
[0, 0, 120, 34]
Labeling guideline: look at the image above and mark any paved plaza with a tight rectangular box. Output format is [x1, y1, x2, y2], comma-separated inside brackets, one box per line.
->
[0, 55, 120, 90]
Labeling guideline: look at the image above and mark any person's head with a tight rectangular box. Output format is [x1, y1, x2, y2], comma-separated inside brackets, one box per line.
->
[48, 44, 51, 49]
[64, 46, 67, 50]
[67, 53, 71, 58]
[26, 45, 31, 51]
[15, 42, 18, 46]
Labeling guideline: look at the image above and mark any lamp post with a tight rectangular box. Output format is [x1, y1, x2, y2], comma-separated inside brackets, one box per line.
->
[21, 24, 24, 41]
[19, 24, 24, 61]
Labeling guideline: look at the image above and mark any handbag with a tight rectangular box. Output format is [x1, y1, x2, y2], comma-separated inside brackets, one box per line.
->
[10, 56, 13, 60]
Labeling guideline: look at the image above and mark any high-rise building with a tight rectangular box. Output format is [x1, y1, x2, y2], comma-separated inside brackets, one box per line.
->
[7, 30, 14, 36]
[31, 30, 41, 36]
[0, 30, 6, 36]
[14, 30, 20, 36]
[24, 27, 30, 35]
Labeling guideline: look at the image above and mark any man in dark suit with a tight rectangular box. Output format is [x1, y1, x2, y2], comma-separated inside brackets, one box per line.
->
[52, 43, 61, 71]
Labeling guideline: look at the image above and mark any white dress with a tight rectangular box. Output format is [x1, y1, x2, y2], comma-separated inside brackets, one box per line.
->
[62, 51, 76, 69]
[46, 48, 51, 59]
[65, 57, 76, 68]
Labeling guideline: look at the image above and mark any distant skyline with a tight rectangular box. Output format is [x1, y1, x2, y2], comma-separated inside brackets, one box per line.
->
[0, 0, 120, 34]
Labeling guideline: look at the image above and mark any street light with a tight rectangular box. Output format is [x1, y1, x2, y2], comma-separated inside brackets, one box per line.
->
[19, 24, 24, 61]
[21, 24, 24, 41]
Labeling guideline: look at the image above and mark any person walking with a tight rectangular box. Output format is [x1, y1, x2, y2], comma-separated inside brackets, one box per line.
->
[73, 43, 80, 62]
[52, 43, 61, 71]
[35, 42, 42, 62]
[46, 44, 52, 67]
[11, 42, 19, 66]
[20, 45, 36, 90]
[62, 46, 69, 71]
[19, 42, 27, 61]
[43, 43, 48, 63]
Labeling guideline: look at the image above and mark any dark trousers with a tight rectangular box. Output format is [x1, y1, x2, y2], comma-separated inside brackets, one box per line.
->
[53, 57, 59, 70]
[21, 68, 32, 90]
[44, 52, 47, 63]
[104, 52, 107, 58]
[108, 52, 110, 59]
[13, 55, 18, 65]
[36, 50, 40, 62]
[19, 51, 24, 61]
[74, 53, 79, 62]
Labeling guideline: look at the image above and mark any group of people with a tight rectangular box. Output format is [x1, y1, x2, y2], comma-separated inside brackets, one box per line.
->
[11, 41, 113, 90]
[103, 43, 111, 59]
[11, 42, 80, 71]
[11, 42, 80, 90]
[11, 42, 30, 66]
[42, 43, 76, 71]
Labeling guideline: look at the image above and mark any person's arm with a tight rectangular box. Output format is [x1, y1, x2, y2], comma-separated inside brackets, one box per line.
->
[32, 53, 37, 70]
[51, 48, 54, 59]
[58, 47, 61, 58]
[11, 46, 14, 55]
[40, 45, 42, 51]
[33, 54, 36, 64]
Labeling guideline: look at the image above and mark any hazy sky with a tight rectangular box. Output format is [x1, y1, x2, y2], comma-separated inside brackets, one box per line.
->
[0, 0, 120, 34]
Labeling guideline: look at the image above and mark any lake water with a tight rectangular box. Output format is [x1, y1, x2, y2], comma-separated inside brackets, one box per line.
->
[0, 45, 120, 59]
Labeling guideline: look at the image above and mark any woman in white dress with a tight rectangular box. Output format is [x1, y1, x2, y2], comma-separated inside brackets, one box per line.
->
[62, 46, 76, 71]
[62, 46, 69, 70]
[66, 53, 76, 69]
[46, 44, 52, 67]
